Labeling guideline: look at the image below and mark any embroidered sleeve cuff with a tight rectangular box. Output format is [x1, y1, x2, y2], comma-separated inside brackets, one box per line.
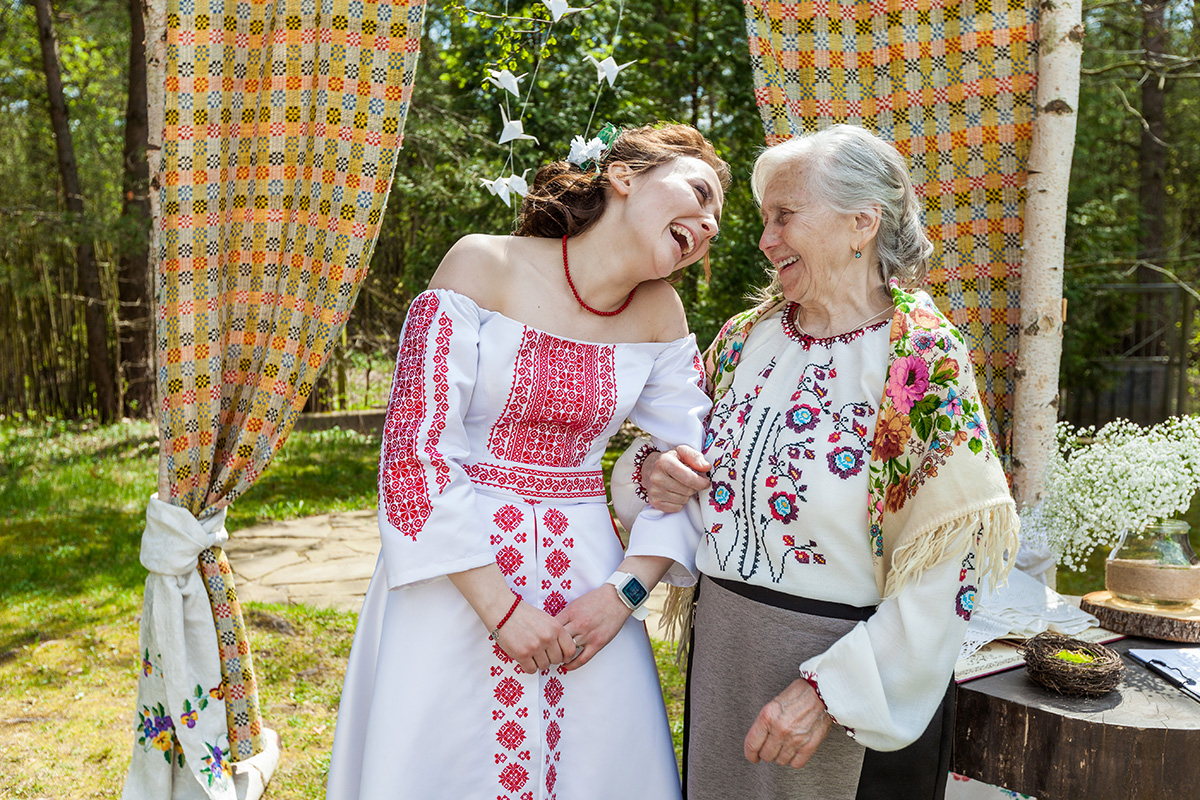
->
[630, 441, 659, 504]
[800, 669, 855, 739]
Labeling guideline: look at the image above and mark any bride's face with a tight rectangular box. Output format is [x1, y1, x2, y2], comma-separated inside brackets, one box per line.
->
[614, 156, 723, 279]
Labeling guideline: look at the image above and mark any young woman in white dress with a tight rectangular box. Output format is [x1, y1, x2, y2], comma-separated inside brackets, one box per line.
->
[326, 124, 728, 800]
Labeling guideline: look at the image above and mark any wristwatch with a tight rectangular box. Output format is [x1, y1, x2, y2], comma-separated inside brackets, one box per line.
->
[606, 572, 651, 620]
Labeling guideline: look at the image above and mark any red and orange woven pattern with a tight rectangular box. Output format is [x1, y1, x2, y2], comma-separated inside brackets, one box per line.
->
[153, 0, 426, 760]
[743, 0, 1037, 458]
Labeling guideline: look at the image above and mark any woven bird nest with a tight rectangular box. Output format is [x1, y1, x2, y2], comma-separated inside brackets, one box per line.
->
[1020, 632, 1124, 697]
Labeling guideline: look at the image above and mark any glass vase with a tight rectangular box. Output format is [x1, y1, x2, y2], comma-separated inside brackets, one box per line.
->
[1105, 520, 1200, 608]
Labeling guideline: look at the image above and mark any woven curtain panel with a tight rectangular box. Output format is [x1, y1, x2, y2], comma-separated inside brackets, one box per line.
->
[743, 0, 1037, 459]
[131, 0, 425, 789]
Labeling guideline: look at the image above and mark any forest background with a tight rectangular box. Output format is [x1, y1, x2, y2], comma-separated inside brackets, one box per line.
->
[1, 0, 1198, 424]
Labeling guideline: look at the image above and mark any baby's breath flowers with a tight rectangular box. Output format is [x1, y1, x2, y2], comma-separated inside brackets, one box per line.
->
[1021, 416, 1200, 571]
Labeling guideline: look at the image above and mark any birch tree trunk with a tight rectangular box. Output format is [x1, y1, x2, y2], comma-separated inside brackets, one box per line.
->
[1012, 0, 1084, 511]
[32, 0, 117, 421]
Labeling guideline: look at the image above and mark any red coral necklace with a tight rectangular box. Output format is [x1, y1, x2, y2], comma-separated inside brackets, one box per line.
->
[562, 235, 637, 317]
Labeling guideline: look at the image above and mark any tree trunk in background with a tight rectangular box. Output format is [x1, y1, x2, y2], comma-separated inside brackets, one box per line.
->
[32, 0, 116, 421]
[119, 0, 154, 418]
[1013, 0, 1082, 518]
[1137, 0, 1168, 278]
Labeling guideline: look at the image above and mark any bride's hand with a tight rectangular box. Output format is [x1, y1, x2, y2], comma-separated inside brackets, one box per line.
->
[556, 586, 631, 672]
[493, 601, 578, 674]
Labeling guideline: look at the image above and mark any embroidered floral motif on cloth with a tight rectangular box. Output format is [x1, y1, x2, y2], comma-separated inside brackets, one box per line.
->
[130, 0, 427, 794]
[704, 278, 1018, 601]
[648, 281, 1018, 752]
[743, 0, 1038, 462]
[327, 290, 711, 799]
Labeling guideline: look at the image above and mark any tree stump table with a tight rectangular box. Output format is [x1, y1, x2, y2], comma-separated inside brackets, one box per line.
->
[953, 637, 1200, 799]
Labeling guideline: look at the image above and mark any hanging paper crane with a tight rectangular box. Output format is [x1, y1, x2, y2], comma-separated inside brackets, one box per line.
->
[497, 105, 539, 145]
[542, 0, 585, 22]
[485, 69, 526, 98]
[480, 170, 531, 208]
[585, 54, 635, 87]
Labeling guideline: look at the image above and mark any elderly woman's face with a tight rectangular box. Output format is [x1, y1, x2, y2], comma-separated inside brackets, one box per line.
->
[758, 174, 863, 302]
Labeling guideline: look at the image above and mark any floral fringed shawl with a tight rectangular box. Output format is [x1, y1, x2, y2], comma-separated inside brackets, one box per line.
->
[701, 278, 1018, 601]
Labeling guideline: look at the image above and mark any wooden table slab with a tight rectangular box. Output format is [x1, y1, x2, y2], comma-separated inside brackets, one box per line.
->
[953, 637, 1200, 799]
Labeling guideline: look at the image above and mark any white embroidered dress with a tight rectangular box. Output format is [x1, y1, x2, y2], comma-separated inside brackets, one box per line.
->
[697, 305, 974, 750]
[327, 289, 709, 800]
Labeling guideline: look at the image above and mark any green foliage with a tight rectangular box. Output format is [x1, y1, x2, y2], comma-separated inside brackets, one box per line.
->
[357, 0, 768, 355]
[1062, 0, 1200, 411]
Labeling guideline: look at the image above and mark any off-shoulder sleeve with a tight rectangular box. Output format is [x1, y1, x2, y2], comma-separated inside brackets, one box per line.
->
[376, 290, 494, 589]
[621, 336, 710, 586]
[798, 547, 975, 751]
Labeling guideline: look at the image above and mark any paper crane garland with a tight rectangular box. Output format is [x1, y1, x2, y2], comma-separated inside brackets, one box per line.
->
[480, 170, 530, 208]
[497, 106, 539, 145]
[585, 54, 635, 87]
[542, 0, 585, 22]
[485, 69, 526, 98]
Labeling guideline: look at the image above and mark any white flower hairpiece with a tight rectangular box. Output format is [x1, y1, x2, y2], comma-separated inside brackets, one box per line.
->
[567, 135, 606, 167]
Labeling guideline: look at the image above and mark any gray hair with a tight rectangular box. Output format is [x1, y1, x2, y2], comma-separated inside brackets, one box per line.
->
[751, 124, 932, 286]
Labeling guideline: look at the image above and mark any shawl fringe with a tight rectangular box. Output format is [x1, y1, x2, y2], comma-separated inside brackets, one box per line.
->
[660, 583, 697, 665]
[884, 499, 1019, 598]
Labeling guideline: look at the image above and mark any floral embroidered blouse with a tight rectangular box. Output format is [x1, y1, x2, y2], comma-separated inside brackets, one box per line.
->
[699, 301, 976, 750]
[616, 280, 1018, 752]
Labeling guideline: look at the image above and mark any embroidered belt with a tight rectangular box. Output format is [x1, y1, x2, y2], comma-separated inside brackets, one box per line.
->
[463, 461, 606, 500]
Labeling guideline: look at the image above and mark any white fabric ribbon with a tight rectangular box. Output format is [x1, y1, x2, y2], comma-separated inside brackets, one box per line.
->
[122, 494, 235, 800]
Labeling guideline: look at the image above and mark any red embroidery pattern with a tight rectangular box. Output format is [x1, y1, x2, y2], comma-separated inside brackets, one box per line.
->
[544, 550, 571, 579]
[692, 351, 708, 391]
[487, 329, 617, 467]
[543, 591, 566, 617]
[490, 500, 537, 800]
[499, 763, 529, 793]
[463, 462, 605, 499]
[543, 667, 566, 800]
[782, 302, 891, 349]
[380, 293, 439, 540]
[427, 311, 453, 494]
[496, 546, 524, 576]
[539, 507, 573, 800]
[494, 504, 524, 532]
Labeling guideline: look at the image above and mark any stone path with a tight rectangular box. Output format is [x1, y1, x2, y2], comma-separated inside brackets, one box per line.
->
[224, 511, 673, 636]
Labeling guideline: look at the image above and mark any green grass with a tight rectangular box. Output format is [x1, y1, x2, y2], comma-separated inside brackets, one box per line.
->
[0, 418, 381, 799]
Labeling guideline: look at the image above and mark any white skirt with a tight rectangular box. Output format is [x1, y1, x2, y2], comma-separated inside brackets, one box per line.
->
[327, 489, 682, 800]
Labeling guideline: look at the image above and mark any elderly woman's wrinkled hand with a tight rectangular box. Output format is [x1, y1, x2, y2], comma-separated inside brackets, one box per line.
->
[644, 445, 711, 512]
[743, 678, 832, 769]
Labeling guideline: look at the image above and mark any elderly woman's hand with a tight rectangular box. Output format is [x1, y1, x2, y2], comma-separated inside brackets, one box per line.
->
[743, 678, 832, 768]
[643, 445, 712, 512]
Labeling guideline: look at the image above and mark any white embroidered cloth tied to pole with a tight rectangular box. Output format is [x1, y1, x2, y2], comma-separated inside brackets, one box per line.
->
[123, 495, 235, 800]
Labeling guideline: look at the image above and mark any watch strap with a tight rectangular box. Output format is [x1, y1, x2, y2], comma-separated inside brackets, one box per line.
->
[606, 571, 651, 620]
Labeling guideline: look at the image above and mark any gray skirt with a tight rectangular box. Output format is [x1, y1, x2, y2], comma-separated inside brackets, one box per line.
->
[684, 575, 953, 800]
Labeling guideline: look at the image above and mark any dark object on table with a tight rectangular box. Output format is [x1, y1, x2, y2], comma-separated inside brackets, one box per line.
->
[1019, 631, 1124, 697]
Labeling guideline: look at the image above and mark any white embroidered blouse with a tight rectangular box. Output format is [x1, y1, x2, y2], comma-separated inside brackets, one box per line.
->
[616, 304, 976, 751]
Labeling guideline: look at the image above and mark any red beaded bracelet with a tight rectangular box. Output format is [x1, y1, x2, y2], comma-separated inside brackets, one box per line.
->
[490, 593, 522, 641]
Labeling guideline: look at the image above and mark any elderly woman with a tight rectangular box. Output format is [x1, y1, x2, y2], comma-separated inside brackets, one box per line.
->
[614, 125, 1018, 800]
